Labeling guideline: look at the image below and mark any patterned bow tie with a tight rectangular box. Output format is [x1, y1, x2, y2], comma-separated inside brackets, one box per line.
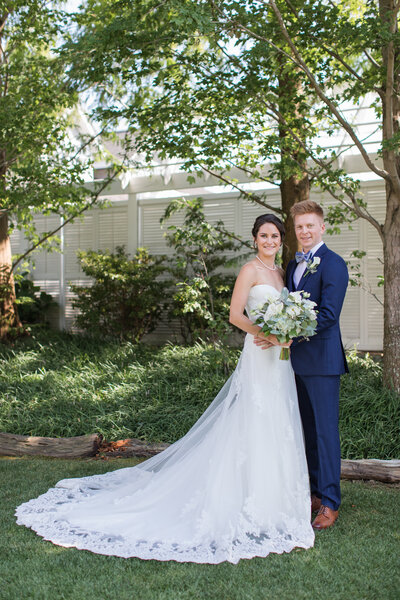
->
[295, 250, 312, 263]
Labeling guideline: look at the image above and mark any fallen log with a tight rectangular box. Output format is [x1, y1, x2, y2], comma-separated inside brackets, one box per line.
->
[98, 437, 170, 458]
[0, 432, 101, 459]
[341, 459, 400, 483]
[1, 432, 399, 482]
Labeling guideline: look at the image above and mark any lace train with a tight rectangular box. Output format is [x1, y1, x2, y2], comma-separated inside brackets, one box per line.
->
[15, 285, 314, 564]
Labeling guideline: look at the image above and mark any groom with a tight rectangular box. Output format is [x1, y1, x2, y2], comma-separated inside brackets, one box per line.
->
[286, 200, 348, 529]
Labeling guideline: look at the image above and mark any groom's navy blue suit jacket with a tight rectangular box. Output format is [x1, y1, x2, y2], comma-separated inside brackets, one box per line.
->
[286, 244, 349, 376]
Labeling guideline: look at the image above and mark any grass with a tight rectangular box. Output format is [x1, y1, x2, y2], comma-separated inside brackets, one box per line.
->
[1, 456, 399, 600]
[340, 350, 400, 459]
[0, 331, 238, 443]
[0, 331, 399, 458]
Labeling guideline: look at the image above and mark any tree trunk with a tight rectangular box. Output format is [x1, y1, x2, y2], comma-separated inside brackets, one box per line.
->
[277, 67, 310, 269]
[380, 0, 400, 393]
[0, 432, 101, 458]
[383, 191, 400, 392]
[0, 210, 22, 337]
[341, 459, 400, 483]
[280, 173, 310, 269]
[98, 437, 170, 458]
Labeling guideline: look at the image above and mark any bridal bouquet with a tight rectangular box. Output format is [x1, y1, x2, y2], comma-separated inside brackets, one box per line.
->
[252, 288, 318, 360]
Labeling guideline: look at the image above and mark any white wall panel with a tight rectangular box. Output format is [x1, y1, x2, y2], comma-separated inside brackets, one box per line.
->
[31, 215, 60, 281]
[9, 180, 386, 349]
[98, 204, 128, 251]
[139, 200, 183, 255]
[64, 214, 95, 279]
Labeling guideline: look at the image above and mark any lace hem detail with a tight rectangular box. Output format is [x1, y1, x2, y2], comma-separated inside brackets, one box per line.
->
[15, 284, 315, 565]
[15, 486, 314, 564]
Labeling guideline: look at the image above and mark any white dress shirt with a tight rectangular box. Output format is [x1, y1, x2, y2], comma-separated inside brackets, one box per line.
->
[293, 241, 325, 288]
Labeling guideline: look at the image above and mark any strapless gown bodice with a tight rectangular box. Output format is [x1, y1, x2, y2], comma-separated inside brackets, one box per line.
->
[15, 283, 314, 564]
[245, 283, 281, 321]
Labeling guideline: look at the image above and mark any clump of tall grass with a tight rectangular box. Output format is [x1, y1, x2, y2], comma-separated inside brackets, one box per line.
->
[340, 349, 399, 459]
[0, 332, 239, 443]
[0, 332, 398, 458]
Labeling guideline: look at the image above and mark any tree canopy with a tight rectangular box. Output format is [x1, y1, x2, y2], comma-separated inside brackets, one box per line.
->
[1, 1, 399, 391]
[62, 0, 400, 390]
[0, 1, 124, 334]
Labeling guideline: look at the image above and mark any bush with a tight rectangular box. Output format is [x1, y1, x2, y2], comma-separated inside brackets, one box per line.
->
[70, 247, 169, 341]
[15, 272, 57, 325]
[162, 197, 250, 343]
[340, 350, 400, 459]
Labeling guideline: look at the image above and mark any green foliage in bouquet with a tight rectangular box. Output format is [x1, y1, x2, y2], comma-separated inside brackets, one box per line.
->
[71, 247, 169, 341]
[252, 288, 318, 360]
[162, 198, 250, 344]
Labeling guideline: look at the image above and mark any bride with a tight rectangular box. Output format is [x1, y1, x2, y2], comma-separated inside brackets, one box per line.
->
[15, 214, 314, 564]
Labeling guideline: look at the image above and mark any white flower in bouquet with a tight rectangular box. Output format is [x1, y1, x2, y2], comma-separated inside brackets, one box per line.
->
[252, 288, 318, 360]
[289, 291, 304, 304]
[286, 304, 302, 318]
[264, 301, 284, 321]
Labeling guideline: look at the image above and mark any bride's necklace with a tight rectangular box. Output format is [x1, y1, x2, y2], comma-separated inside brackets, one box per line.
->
[256, 255, 277, 271]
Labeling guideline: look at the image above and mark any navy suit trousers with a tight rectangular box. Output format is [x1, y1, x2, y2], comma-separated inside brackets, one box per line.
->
[295, 374, 341, 511]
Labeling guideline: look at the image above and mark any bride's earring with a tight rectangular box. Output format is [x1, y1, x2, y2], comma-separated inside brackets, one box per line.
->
[254, 241, 257, 249]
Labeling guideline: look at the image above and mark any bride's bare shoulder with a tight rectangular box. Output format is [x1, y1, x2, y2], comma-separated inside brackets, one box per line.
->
[240, 259, 258, 273]
[238, 260, 258, 279]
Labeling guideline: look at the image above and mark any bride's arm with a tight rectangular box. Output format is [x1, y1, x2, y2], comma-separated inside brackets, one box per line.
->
[229, 264, 269, 337]
[229, 264, 289, 348]
[229, 264, 262, 335]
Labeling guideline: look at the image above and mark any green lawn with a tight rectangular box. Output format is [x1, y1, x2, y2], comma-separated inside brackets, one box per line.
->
[1, 456, 399, 600]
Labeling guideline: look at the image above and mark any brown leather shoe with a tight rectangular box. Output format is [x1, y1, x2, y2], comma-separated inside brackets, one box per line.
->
[312, 505, 338, 530]
[311, 495, 322, 513]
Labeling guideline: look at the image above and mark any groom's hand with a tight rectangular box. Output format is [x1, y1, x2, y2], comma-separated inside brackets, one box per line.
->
[254, 334, 293, 350]
[253, 333, 274, 350]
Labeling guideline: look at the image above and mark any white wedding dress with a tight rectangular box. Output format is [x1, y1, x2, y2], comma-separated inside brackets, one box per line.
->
[15, 284, 314, 564]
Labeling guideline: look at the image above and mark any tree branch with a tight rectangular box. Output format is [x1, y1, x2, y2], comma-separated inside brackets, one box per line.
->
[363, 49, 380, 69]
[214, 224, 253, 249]
[267, 0, 390, 182]
[11, 168, 124, 274]
[69, 123, 111, 163]
[225, 158, 280, 187]
[321, 44, 384, 99]
[210, 0, 297, 64]
[212, 0, 389, 182]
[200, 164, 283, 213]
[0, 9, 10, 36]
[260, 99, 383, 234]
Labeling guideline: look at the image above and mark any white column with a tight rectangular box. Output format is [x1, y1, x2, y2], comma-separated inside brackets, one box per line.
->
[234, 195, 242, 237]
[127, 192, 138, 256]
[59, 215, 66, 331]
[359, 218, 369, 349]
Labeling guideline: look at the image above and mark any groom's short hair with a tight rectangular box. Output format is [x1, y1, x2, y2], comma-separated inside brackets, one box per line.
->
[290, 200, 324, 220]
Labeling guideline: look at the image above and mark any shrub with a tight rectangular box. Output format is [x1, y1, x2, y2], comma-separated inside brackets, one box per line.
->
[340, 349, 400, 459]
[162, 197, 250, 344]
[15, 272, 57, 325]
[70, 246, 169, 341]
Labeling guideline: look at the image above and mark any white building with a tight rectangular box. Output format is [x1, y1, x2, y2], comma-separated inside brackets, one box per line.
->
[10, 98, 385, 349]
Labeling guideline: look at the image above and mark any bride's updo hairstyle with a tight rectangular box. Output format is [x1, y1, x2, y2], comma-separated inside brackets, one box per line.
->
[252, 214, 285, 243]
